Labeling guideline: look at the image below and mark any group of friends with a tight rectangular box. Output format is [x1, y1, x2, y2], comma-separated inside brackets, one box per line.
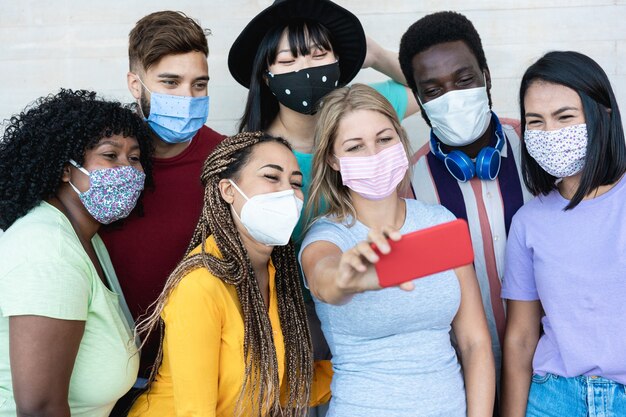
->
[0, 1, 624, 417]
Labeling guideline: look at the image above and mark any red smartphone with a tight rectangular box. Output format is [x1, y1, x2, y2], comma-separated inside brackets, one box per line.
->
[372, 219, 474, 288]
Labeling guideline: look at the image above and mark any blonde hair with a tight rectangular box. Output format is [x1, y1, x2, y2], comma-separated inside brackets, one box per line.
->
[307, 83, 413, 225]
[136, 132, 312, 417]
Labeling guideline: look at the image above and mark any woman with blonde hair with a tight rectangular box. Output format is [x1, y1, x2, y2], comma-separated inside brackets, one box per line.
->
[300, 84, 495, 417]
[129, 132, 330, 417]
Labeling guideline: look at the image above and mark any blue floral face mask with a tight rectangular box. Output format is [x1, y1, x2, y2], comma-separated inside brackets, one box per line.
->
[68, 160, 146, 224]
[137, 77, 209, 144]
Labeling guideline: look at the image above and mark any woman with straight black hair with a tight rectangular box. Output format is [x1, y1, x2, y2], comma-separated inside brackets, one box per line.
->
[501, 51, 626, 417]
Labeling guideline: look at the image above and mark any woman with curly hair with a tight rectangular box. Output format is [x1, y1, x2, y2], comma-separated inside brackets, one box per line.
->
[129, 132, 331, 417]
[0, 89, 152, 417]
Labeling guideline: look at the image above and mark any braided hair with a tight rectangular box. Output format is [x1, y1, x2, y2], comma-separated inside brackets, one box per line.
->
[136, 131, 312, 416]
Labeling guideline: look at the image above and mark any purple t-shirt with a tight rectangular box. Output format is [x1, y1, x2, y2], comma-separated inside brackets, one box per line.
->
[502, 174, 626, 385]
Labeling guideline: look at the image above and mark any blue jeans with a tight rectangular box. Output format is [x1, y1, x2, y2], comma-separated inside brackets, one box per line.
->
[527, 373, 626, 417]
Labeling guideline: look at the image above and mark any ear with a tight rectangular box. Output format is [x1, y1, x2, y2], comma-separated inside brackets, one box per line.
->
[326, 153, 340, 172]
[127, 71, 142, 100]
[218, 178, 236, 204]
[484, 68, 492, 91]
[60, 163, 72, 183]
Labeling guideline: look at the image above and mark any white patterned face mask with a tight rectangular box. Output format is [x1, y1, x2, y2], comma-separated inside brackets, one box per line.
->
[524, 123, 588, 178]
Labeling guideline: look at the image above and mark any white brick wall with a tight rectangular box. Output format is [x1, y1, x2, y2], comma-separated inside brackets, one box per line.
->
[1, 0, 625, 151]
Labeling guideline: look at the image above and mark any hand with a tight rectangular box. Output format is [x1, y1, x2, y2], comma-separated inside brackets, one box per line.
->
[336, 226, 414, 293]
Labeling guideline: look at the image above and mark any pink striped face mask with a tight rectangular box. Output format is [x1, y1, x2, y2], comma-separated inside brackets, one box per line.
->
[336, 141, 409, 200]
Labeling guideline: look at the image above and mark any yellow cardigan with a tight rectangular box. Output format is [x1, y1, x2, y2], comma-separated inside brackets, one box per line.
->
[129, 236, 331, 417]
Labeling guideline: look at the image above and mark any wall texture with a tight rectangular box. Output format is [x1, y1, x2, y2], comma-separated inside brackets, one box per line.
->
[1, 0, 625, 150]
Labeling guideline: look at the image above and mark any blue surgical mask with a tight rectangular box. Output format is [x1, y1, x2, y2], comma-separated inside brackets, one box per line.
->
[137, 77, 209, 144]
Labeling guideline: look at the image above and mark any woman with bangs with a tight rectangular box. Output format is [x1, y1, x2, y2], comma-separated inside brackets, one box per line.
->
[228, 0, 418, 245]
[501, 51, 626, 417]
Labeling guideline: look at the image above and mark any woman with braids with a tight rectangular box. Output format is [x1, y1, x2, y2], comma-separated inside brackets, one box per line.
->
[129, 132, 331, 417]
[0, 89, 152, 417]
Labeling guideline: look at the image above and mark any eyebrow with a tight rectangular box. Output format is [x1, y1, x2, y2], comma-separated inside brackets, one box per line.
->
[342, 127, 393, 144]
[260, 164, 303, 177]
[552, 106, 579, 116]
[277, 44, 325, 54]
[95, 139, 140, 150]
[418, 66, 476, 86]
[525, 106, 580, 118]
[157, 73, 210, 82]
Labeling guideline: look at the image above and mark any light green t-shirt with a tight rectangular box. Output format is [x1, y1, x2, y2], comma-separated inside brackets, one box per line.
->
[0, 202, 139, 417]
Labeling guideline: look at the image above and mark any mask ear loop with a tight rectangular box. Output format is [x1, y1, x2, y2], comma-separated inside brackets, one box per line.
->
[134, 76, 153, 119]
[228, 179, 250, 201]
[227, 179, 251, 224]
[68, 159, 90, 195]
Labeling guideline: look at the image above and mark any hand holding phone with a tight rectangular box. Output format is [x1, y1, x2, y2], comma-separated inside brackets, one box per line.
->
[372, 219, 474, 288]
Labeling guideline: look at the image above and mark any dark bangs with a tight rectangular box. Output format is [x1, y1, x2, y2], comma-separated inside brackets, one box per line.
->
[266, 19, 335, 66]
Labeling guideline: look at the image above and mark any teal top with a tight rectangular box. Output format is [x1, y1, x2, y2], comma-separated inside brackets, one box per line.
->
[370, 79, 409, 120]
[0, 202, 139, 417]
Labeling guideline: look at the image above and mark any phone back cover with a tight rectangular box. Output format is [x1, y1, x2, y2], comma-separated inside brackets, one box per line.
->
[375, 219, 474, 287]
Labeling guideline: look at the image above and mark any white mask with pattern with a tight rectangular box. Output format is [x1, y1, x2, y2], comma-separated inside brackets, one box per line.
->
[524, 123, 588, 178]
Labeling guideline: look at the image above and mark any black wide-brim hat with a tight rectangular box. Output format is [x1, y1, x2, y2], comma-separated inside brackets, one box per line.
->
[228, 0, 366, 89]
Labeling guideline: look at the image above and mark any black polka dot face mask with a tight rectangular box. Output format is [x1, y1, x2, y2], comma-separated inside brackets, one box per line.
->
[267, 61, 340, 115]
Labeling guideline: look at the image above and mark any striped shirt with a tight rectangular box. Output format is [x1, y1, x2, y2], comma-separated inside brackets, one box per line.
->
[409, 116, 532, 381]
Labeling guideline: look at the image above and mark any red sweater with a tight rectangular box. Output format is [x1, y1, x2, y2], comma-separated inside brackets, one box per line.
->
[100, 125, 224, 376]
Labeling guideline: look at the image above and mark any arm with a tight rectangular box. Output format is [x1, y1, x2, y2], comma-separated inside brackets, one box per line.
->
[301, 227, 411, 305]
[164, 272, 222, 417]
[450, 264, 495, 417]
[10, 316, 85, 417]
[501, 300, 543, 417]
[363, 36, 420, 118]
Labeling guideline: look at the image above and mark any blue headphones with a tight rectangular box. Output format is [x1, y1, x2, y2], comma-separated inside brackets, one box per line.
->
[429, 113, 505, 182]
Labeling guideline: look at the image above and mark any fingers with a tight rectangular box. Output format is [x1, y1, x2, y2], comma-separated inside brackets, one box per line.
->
[368, 226, 402, 255]
[342, 247, 368, 273]
[399, 281, 415, 292]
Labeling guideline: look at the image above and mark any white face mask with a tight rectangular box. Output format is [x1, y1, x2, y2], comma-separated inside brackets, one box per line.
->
[229, 180, 303, 246]
[524, 123, 588, 178]
[420, 75, 491, 147]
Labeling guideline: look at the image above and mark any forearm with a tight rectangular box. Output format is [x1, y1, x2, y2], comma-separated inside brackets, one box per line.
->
[371, 49, 406, 86]
[459, 340, 495, 417]
[501, 342, 534, 417]
[309, 256, 357, 305]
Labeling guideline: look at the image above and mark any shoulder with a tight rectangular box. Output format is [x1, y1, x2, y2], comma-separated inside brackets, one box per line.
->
[170, 236, 230, 303]
[301, 215, 357, 254]
[193, 126, 225, 155]
[0, 205, 92, 319]
[510, 193, 556, 229]
[367, 80, 408, 120]
[164, 261, 233, 321]
[0, 203, 81, 266]
[197, 125, 225, 142]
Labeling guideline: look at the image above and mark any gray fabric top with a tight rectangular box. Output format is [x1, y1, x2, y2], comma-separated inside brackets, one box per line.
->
[300, 199, 467, 417]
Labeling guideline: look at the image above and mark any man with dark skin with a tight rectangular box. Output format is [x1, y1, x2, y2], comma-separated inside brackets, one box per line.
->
[399, 12, 532, 410]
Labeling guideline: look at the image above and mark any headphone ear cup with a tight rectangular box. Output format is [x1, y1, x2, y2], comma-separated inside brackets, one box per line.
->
[445, 150, 475, 182]
[475, 146, 501, 180]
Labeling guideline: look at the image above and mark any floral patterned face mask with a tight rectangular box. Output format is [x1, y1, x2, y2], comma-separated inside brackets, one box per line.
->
[524, 123, 588, 178]
[68, 159, 145, 224]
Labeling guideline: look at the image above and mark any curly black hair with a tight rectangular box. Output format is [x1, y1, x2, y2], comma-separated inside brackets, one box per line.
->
[0, 89, 153, 230]
[399, 11, 489, 94]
